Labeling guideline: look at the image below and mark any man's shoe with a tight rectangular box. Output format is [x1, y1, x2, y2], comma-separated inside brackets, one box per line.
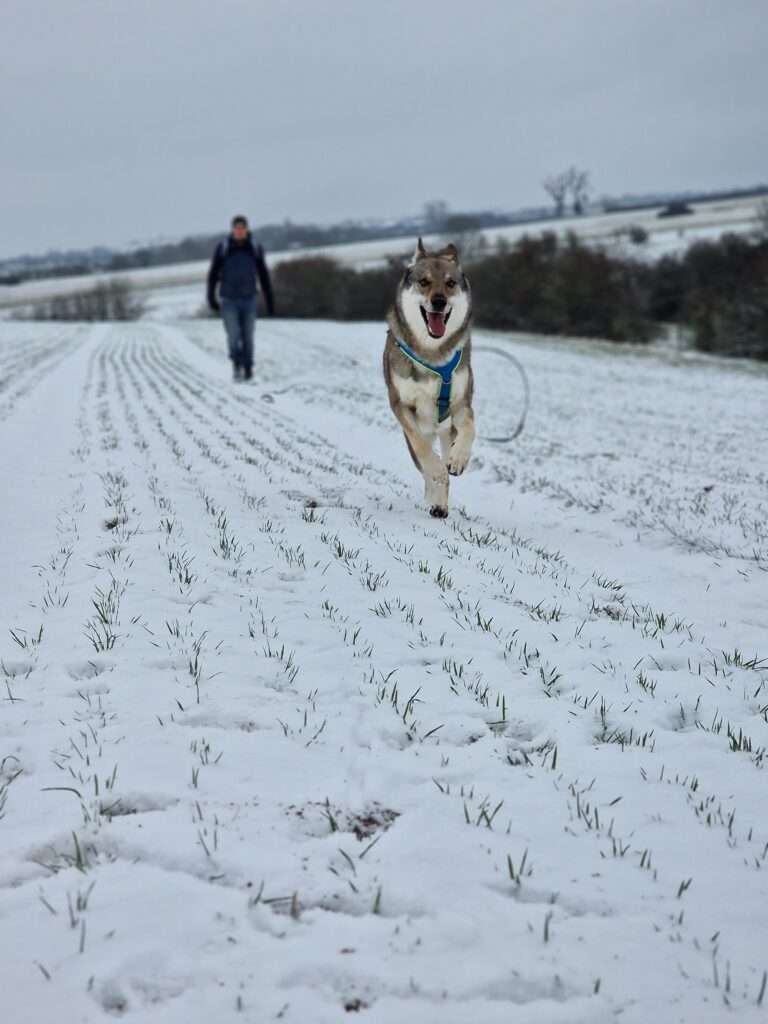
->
[233, 365, 243, 381]
[243, 367, 253, 381]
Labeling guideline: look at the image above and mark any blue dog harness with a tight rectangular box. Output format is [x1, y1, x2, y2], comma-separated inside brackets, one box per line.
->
[395, 338, 463, 423]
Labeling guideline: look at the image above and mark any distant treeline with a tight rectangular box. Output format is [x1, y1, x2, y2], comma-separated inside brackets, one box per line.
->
[107, 212, 521, 273]
[602, 183, 768, 214]
[5, 183, 766, 286]
[1, 209, 530, 284]
[270, 230, 768, 360]
[0, 262, 95, 286]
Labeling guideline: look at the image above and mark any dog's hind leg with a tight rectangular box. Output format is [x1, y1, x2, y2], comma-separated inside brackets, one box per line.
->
[403, 426, 449, 518]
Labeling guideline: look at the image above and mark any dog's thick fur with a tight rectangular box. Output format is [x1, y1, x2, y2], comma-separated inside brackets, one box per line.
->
[383, 239, 475, 517]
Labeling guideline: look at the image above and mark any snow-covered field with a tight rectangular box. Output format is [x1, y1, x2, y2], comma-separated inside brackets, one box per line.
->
[1, 316, 767, 1023]
[0, 193, 763, 320]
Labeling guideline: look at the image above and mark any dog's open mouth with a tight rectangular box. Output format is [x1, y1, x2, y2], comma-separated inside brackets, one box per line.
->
[421, 306, 452, 339]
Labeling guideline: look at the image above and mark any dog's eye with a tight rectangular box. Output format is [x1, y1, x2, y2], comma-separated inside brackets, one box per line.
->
[419, 277, 431, 288]
[445, 279, 456, 289]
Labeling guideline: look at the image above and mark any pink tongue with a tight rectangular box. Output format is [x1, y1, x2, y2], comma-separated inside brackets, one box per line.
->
[426, 311, 446, 338]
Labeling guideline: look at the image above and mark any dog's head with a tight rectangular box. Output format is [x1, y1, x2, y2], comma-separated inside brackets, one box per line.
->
[398, 238, 470, 347]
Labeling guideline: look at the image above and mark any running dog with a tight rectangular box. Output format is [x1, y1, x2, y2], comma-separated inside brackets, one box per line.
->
[383, 238, 475, 517]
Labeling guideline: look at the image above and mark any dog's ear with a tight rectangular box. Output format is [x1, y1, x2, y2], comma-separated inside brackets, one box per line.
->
[411, 237, 428, 263]
[441, 242, 459, 262]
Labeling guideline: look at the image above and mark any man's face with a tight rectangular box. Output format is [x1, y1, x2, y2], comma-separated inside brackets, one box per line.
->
[231, 222, 248, 242]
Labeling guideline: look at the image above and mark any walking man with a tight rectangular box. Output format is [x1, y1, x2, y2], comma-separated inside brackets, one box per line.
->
[207, 215, 274, 380]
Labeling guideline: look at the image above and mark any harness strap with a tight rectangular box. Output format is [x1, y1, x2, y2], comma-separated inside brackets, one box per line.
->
[395, 338, 463, 423]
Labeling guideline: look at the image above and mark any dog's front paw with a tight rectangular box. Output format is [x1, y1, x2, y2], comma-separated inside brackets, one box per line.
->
[429, 504, 449, 519]
[447, 443, 472, 477]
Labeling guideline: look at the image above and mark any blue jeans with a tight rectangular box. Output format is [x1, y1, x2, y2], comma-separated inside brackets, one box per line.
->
[221, 297, 256, 370]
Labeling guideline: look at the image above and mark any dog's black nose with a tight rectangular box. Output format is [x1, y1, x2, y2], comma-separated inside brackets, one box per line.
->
[431, 294, 447, 311]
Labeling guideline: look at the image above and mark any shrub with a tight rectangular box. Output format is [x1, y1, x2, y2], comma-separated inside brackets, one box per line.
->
[27, 279, 145, 321]
[647, 255, 687, 322]
[271, 256, 404, 320]
[657, 201, 693, 218]
[628, 225, 649, 245]
[469, 233, 653, 342]
[272, 257, 349, 319]
[271, 235, 654, 343]
[268, 231, 768, 360]
[683, 237, 768, 359]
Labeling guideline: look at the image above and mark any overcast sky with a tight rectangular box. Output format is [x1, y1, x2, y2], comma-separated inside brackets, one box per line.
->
[1, 0, 765, 258]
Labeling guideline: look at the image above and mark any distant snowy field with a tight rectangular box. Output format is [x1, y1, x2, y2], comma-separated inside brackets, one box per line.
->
[0, 193, 762, 321]
[1, 316, 767, 1023]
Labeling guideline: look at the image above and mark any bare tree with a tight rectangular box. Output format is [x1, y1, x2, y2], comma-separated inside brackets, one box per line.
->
[544, 167, 592, 217]
[542, 172, 570, 218]
[567, 168, 591, 215]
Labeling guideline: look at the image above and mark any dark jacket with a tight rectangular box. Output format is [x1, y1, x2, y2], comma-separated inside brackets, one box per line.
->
[207, 234, 274, 314]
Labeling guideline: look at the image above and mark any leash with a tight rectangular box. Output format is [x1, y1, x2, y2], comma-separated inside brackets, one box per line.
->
[473, 344, 530, 443]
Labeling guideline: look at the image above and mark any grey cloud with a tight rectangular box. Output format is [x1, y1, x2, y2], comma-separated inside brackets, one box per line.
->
[1, 0, 765, 256]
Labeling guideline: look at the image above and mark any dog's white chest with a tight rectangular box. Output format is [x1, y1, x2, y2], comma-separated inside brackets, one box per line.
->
[394, 365, 469, 429]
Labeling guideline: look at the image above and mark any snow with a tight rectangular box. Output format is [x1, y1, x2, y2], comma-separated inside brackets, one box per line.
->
[0, 315, 767, 1022]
